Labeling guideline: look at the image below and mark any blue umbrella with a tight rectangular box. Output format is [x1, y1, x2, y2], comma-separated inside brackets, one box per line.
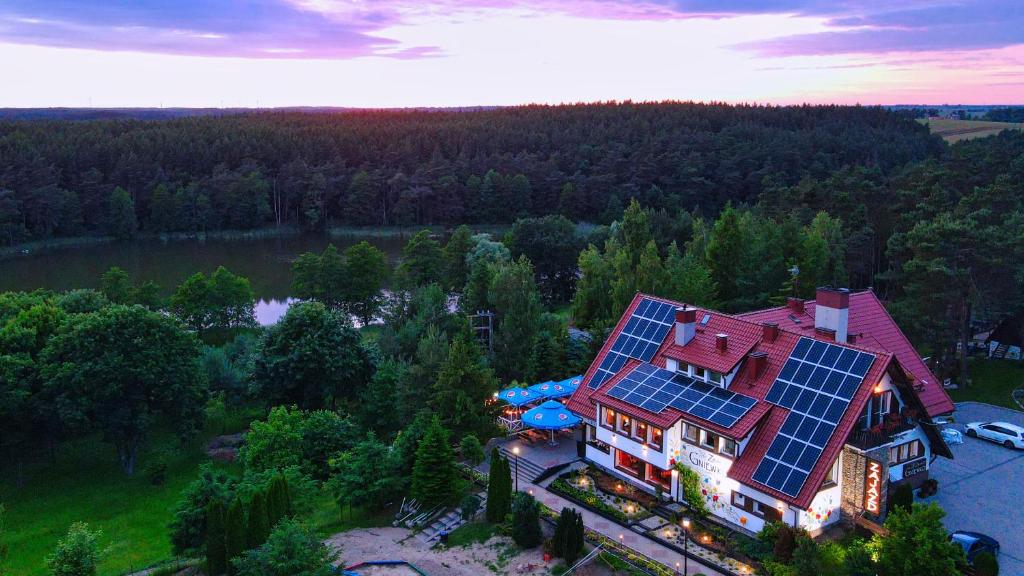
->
[497, 386, 544, 407]
[521, 400, 582, 445]
[529, 376, 581, 399]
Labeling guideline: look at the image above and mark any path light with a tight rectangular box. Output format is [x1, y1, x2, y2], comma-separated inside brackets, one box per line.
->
[512, 446, 520, 492]
[681, 517, 690, 575]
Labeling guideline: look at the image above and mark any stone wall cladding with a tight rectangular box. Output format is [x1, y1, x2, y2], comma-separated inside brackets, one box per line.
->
[840, 445, 890, 523]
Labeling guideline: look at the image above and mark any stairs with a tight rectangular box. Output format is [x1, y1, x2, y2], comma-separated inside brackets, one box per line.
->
[992, 343, 1009, 359]
[415, 492, 488, 545]
[499, 447, 546, 483]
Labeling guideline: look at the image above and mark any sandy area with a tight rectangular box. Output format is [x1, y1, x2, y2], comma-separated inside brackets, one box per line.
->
[326, 527, 615, 576]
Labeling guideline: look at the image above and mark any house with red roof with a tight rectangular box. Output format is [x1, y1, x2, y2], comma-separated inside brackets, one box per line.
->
[566, 287, 954, 535]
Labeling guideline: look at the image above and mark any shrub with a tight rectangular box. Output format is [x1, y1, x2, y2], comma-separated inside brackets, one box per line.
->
[45, 523, 102, 576]
[511, 492, 543, 549]
[974, 551, 999, 576]
[460, 434, 485, 465]
[144, 458, 169, 486]
[460, 494, 482, 520]
[773, 524, 796, 563]
[232, 519, 338, 576]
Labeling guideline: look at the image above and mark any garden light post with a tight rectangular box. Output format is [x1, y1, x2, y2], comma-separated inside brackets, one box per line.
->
[682, 517, 690, 575]
[512, 446, 520, 492]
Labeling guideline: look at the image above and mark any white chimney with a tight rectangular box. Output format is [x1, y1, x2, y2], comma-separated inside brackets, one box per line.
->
[675, 306, 696, 346]
[814, 287, 849, 343]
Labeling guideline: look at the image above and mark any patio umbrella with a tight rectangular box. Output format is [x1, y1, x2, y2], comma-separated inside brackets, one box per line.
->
[497, 386, 544, 407]
[529, 375, 581, 399]
[521, 399, 582, 445]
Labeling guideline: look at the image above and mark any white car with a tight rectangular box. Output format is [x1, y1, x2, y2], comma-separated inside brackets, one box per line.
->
[964, 421, 1024, 449]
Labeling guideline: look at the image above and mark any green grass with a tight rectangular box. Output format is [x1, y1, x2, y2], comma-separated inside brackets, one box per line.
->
[0, 428, 240, 576]
[445, 522, 496, 547]
[309, 499, 396, 537]
[947, 359, 1024, 411]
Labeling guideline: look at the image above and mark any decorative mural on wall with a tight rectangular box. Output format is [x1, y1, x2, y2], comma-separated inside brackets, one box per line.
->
[802, 492, 836, 530]
[673, 443, 745, 524]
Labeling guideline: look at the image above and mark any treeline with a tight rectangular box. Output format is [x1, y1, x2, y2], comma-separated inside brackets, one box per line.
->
[0, 103, 941, 244]
[982, 107, 1024, 123]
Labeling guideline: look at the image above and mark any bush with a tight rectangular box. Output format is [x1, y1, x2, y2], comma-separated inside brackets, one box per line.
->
[45, 522, 102, 576]
[974, 551, 999, 576]
[232, 519, 338, 576]
[890, 482, 913, 513]
[511, 492, 543, 549]
[773, 524, 796, 563]
[460, 494, 481, 520]
[676, 466, 708, 518]
[460, 434, 485, 465]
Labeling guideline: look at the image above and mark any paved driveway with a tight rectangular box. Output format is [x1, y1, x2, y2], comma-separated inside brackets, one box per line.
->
[925, 402, 1024, 574]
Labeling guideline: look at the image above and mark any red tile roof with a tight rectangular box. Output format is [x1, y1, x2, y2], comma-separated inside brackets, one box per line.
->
[566, 290, 950, 510]
[738, 290, 955, 417]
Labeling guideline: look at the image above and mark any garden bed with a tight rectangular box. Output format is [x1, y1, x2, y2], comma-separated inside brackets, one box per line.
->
[549, 470, 654, 524]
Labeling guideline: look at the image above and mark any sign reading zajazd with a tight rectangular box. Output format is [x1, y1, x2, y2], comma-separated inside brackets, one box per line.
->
[863, 458, 883, 514]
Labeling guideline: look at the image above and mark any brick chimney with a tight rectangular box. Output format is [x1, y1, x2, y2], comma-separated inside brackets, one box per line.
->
[715, 333, 728, 352]
[815, 326, 836, 341]
[747, 351, 768, 380]
[787, 297, 805, 314]
[675, 306, 696, 347]
[815, 287, 850, 343]
[762, 322, 779, 343]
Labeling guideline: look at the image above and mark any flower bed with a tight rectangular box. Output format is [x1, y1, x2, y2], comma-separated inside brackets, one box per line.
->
[550, 476, 631, 524]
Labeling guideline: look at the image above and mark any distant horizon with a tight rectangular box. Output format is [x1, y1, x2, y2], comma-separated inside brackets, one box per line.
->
[1, 102, 1021, 112]
[2, 1, 1022, 108]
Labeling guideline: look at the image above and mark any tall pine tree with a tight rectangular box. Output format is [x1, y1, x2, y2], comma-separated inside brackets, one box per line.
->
[246, 490, 270, 549]
[411, 416, 458, 507]
[224, 498, 246, 575]
[205, 500, 228, 576]
[485, 448, 511, 523]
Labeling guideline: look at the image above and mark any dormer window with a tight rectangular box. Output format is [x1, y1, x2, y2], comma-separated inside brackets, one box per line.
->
[694, 366, 706, 380]
[709, 371, 723, 386]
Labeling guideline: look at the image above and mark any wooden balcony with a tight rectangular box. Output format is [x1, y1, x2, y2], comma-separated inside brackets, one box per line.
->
[847, 413, 917, 450]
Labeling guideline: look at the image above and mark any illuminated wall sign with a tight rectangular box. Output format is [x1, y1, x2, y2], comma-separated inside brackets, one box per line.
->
[902, 458, 927, 478]
[864, 458, 883, 514]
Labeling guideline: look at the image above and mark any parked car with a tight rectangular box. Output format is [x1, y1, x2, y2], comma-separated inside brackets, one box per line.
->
[949, 531, 1000, 563]
[964, 421, 1024, 449]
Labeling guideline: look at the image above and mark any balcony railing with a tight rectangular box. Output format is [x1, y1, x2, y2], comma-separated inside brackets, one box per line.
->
[847, 413, 917, 450]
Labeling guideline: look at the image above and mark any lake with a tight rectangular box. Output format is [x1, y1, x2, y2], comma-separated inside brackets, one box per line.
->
[0, 232, 412, 325]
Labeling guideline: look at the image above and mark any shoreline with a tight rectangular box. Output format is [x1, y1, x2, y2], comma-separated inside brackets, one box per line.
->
[0, 224, 510, 261]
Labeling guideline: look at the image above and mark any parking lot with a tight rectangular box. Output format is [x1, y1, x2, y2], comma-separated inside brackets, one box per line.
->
[926, 402, 1024, 574]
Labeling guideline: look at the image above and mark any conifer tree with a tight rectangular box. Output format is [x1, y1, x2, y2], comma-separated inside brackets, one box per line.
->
[485, 448, 511, 522]
[224, 498, 247, 575]
[411, 416, 458, 507]
[205, 500, 228, 576]
[552, 508, 571, 557]
[246, 490, 270, 549]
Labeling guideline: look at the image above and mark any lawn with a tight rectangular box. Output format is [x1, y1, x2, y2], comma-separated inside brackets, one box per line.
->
[445, 522, 496, 547]
[0, 429, 239, 576]
[0, 406, 395, 576]
[947, 358, 1024, 411]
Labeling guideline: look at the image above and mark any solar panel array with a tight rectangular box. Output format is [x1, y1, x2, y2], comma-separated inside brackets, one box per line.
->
[606, 363, 757, 427]
[588, 298, 677, 389]
[752, 337, 876, 497]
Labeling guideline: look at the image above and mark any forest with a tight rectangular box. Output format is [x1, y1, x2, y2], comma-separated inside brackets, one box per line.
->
[0, 103, 942, 243]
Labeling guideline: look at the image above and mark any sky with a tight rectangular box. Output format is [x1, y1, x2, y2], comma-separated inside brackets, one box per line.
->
[0, 0, 1022, 108]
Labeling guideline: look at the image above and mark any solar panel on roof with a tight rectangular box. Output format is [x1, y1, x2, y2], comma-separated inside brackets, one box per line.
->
[754, 337, 876, 497]
[588, 297, 677, 388]
[604, 363, 757, 428]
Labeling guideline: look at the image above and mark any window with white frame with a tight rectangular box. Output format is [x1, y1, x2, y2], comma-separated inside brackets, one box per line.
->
[721, 437, 737, 457]
[700, 430, 720, 451]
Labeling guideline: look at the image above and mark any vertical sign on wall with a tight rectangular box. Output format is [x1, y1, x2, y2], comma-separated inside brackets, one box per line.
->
[863, 458, 882, 514]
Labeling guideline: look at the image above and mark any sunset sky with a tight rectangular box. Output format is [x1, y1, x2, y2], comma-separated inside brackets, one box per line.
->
[1, 0, 1022, 107]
